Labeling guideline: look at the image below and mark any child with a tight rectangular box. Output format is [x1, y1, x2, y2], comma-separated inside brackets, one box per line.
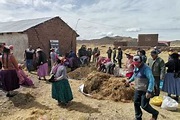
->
[17, 64, 34, 86]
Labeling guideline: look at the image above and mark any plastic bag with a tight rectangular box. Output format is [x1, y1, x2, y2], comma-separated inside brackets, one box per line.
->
[78, 84, 92, 97]
[161, 96, 179, 111]
[150, 96, 163, 106]
[119, 69, 126, 77]
[114, 66, 120, 77]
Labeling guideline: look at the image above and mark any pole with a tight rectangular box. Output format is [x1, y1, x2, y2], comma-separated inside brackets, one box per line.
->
[71, 19, 80, 50]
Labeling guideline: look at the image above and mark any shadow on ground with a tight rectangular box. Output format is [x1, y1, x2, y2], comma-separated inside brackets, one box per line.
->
[67, 101, 101, 113]
[9, 92, 51, 110]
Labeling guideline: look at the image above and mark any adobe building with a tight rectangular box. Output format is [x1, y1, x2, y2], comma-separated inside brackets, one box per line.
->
[0, 16, 78, 62]
[138, 34, 158, 47]
[113, 41, 127, 48]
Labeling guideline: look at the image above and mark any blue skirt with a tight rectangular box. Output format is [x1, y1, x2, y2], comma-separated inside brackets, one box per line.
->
[52, 79, 73, 103]
[162, 73, 180, 96]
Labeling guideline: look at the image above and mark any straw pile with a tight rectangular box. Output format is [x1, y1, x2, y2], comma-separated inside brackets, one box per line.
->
[83, 71, 111, 94]
[68, 65, 97, 80]
[83, 72, 135, 102]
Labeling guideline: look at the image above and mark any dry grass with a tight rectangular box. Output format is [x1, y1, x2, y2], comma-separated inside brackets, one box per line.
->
[83, 72, 135, 102]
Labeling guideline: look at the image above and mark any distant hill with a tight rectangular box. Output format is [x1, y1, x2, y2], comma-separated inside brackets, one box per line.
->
[77, 36, 137, 45]
[170, 40, 180, 47]
[77, 36, 180, 47]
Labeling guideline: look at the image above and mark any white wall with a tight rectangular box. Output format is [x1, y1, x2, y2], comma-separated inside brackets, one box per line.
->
[0, 33, 28, 62]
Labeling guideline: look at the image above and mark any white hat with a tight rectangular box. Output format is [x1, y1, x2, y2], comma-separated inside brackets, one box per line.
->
[36, 48, 42, 52]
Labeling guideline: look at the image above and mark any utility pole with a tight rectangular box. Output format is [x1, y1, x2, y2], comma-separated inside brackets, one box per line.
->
[71, 18, 80, 50]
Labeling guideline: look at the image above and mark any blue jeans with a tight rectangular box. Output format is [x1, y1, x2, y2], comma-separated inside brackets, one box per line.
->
[134, 90, 159, 120]
[26, 59, 33, 72]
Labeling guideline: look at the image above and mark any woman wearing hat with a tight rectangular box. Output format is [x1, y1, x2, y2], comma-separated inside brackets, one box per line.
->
[124, 53, 134, 79]
[162, 53, 180, 102]
[0, 45, 20, 97]
[50, 57, 73, 106]
[36, 48, 48, 80]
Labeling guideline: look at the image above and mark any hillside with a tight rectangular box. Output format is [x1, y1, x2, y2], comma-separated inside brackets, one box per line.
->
[77, 37, 180, 47]
[77, 36, 137, 45]
[170, 40, 180, 47]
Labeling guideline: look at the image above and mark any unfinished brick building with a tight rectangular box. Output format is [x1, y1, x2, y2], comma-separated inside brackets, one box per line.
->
[0, 16, 78, 61]
[138, 34, 158, 47]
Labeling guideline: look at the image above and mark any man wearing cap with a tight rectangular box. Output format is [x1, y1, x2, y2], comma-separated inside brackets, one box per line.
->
[126, 55, 159, 120]
[148, 50, 165, 96]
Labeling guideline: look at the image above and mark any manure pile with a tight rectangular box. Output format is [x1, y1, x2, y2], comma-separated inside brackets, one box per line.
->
[83, 71, 135, 102]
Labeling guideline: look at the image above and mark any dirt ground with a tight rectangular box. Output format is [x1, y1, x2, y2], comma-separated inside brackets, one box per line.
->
[0, 43, 180, 120]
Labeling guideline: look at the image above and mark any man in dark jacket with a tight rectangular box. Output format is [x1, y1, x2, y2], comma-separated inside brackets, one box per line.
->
[148, 50, 165, 96]
[106, 47, 112, 60]
[117, 46, 123, 68]
[112, 47, 117, 63]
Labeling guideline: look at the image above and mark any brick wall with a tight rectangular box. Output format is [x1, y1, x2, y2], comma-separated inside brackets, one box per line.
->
[26, 17, 77, 58]
[113, 41, 127, 48]
[138, 34, 158, 47]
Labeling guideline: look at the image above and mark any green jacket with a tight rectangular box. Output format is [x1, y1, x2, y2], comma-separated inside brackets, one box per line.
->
[148, 57, 165, 79]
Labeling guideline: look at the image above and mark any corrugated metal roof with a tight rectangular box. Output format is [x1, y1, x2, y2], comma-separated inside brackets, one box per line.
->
[0, 17, 53, 33]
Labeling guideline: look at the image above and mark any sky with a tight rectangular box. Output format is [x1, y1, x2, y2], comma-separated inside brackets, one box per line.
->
[0, 0, 180, 40]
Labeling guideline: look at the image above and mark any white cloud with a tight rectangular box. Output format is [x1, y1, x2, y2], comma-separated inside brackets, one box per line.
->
[106, 32, 114, 37]
[126, 28, 141, 32]
[0, 0, 6, 4]
[61, 4, 76, 11]
[0, 0, 180, 40]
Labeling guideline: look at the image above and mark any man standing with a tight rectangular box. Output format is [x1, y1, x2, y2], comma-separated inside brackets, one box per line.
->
[126, 55, 159, 120]
[24, 45, 35, 72]
[112, 47, 117, 63]
[148, 50, 165, 96]
[106, 47, 112, 60]
[117, 46, 123, 68]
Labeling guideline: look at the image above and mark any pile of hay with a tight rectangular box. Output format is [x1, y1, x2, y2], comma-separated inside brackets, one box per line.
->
[68, 65, 97, 80]
[83, 72, 135, 102]
[83, 71, 111, 94]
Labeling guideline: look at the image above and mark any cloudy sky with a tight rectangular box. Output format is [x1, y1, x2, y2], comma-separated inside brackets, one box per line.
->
[0, 0, 180, 40]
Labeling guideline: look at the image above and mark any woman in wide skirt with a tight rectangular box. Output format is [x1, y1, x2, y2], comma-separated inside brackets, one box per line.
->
[162, 53, 180, 101]
[51, 57, 73, 106]
[162, 73, 180, 96]
[36, 48, 48, 80]
[0, 45, 19, 97]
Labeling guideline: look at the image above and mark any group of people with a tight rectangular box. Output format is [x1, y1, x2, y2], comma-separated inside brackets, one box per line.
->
[1, 43, 180, 119]
[96, 46, 180, 120]
[126, 49, 180, 120]
[106, 46, 123, 68]
[0, 44, 73, 107]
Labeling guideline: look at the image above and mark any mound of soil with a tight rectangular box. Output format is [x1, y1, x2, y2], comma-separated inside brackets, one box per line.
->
[83, 72, 135, 102]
